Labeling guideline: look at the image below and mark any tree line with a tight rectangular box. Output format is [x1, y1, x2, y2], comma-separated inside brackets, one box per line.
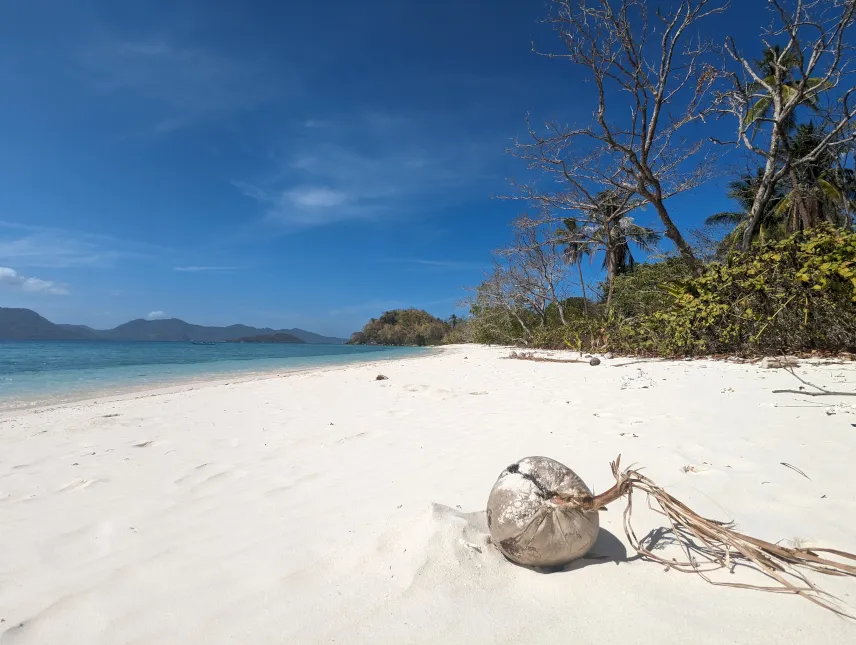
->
[464, 0, 856, 355]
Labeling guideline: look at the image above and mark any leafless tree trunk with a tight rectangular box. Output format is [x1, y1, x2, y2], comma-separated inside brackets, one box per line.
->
[715, 0, 856, 249]
[508, 0, 726, 267]
[499, 218, 573, 328]
[472, 267, 535, 344]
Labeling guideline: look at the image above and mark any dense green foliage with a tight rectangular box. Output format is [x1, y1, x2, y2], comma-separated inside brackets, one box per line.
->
[348, 308, 451, 346]
[644, 228, 856, 355]
[465, 228, 856, 356]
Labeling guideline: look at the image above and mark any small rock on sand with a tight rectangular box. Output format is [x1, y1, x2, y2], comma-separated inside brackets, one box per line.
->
[604, 352, 614, 360]
[375, 374, 389, 381]
[589, 357, 601, 366]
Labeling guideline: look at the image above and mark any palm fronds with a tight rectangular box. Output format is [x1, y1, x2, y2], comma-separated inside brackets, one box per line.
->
[564, 456, 856, 618]
[705, 211, 746, 226]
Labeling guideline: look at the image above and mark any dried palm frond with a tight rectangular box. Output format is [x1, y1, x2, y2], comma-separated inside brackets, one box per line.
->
[565, 456, 856, 618]
[506, 352, 583, 364]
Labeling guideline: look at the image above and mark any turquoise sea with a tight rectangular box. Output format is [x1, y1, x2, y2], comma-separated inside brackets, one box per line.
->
[0, 341, 428, 409]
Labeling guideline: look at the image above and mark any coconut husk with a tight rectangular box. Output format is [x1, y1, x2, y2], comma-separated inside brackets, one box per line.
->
[486, 457, 599, 567]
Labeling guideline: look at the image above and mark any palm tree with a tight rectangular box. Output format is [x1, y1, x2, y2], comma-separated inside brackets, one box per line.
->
[709, 126, 856, 253]
[597, 215, 661, 310]
[706, 169, 787, 255]
[556, 218, 593, 316]
[714, 47, 847, 248]
[744, 46, 829, 129]
[772, 123, 856, 230]
[559, 191, 661, 311]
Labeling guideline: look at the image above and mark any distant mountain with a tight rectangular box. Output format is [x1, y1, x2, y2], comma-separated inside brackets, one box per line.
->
[284, 328, 344, 344]
[55, 324, 101, 339]
[0, 308, 92, 340]
[0, 308, 346, 343]
[102, 319, 263, 342]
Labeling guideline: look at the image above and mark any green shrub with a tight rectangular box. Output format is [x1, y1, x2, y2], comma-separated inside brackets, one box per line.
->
[442, 319, 474, 344]
[643, 227, 856, 355]
[349, 308, 451, 346]
[463, 227, 856, 355]
[609, 258, 695, 319]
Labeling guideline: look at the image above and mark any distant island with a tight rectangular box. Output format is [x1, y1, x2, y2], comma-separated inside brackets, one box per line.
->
[0, 308, 345, 344]
[225, 333, 304, 344]
[348, 308, 451, 346]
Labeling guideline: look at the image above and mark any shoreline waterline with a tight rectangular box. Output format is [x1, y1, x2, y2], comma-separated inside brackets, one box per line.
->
[0, 341, 439, 413]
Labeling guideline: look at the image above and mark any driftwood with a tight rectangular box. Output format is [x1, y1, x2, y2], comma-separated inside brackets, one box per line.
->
[772, 365, 856, 397]
[772, 389, 856, 397]
[506, 352, 583, 364]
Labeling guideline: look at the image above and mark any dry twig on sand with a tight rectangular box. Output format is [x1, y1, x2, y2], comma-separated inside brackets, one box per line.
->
[772, 365, 856, 397]
[506, 352, 583, 364]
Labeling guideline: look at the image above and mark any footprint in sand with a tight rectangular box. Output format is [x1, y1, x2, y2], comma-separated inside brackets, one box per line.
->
[173, 463, 247, 493]
[173, 463, 212, 486]
[57, 478, 103, 492]
[336, 431, 368, 444]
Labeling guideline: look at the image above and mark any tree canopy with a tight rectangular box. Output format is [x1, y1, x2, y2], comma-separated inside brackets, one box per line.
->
[348, 309, 451, 346]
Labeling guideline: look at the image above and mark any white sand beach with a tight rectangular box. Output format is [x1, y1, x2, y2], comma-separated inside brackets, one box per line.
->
[1, 346, 855, 644]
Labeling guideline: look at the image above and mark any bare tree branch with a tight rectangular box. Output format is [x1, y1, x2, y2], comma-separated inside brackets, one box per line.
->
[509, 0, 727, 265]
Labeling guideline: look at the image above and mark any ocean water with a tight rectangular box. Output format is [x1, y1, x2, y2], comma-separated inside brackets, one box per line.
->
[0, 341, 429, 409]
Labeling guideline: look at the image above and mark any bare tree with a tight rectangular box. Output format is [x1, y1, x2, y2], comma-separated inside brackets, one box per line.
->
[509, 0, 726, 266]
[715, 0, 856, 249]
[497, 218, 574, 327]
[467, 218, 575, 345]
[470, 266, 536, 344]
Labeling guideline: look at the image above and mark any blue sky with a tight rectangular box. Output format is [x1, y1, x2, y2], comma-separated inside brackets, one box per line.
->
[0, 0, 774, 337]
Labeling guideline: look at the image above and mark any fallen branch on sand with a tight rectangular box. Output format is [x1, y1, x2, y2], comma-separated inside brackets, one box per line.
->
[772, 364, 856, 397]
[488, 456, 856, 618]
[505, 352, 583, 364]
[772, 389, 856, 397]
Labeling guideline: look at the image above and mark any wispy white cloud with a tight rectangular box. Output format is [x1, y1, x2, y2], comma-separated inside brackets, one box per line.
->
[287, 186, 348, 209]
[78, 37, 285, 132]
[0, 221, 171, 269]
[146, 310, 168, 320]
[0, 267, 68, 295]
[174, 265, 242, 272]
[0, 224, 126, 268]
[380, 258, 488, 271]
[236, 112, 494, 228]
[301, 119, 332, 129]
